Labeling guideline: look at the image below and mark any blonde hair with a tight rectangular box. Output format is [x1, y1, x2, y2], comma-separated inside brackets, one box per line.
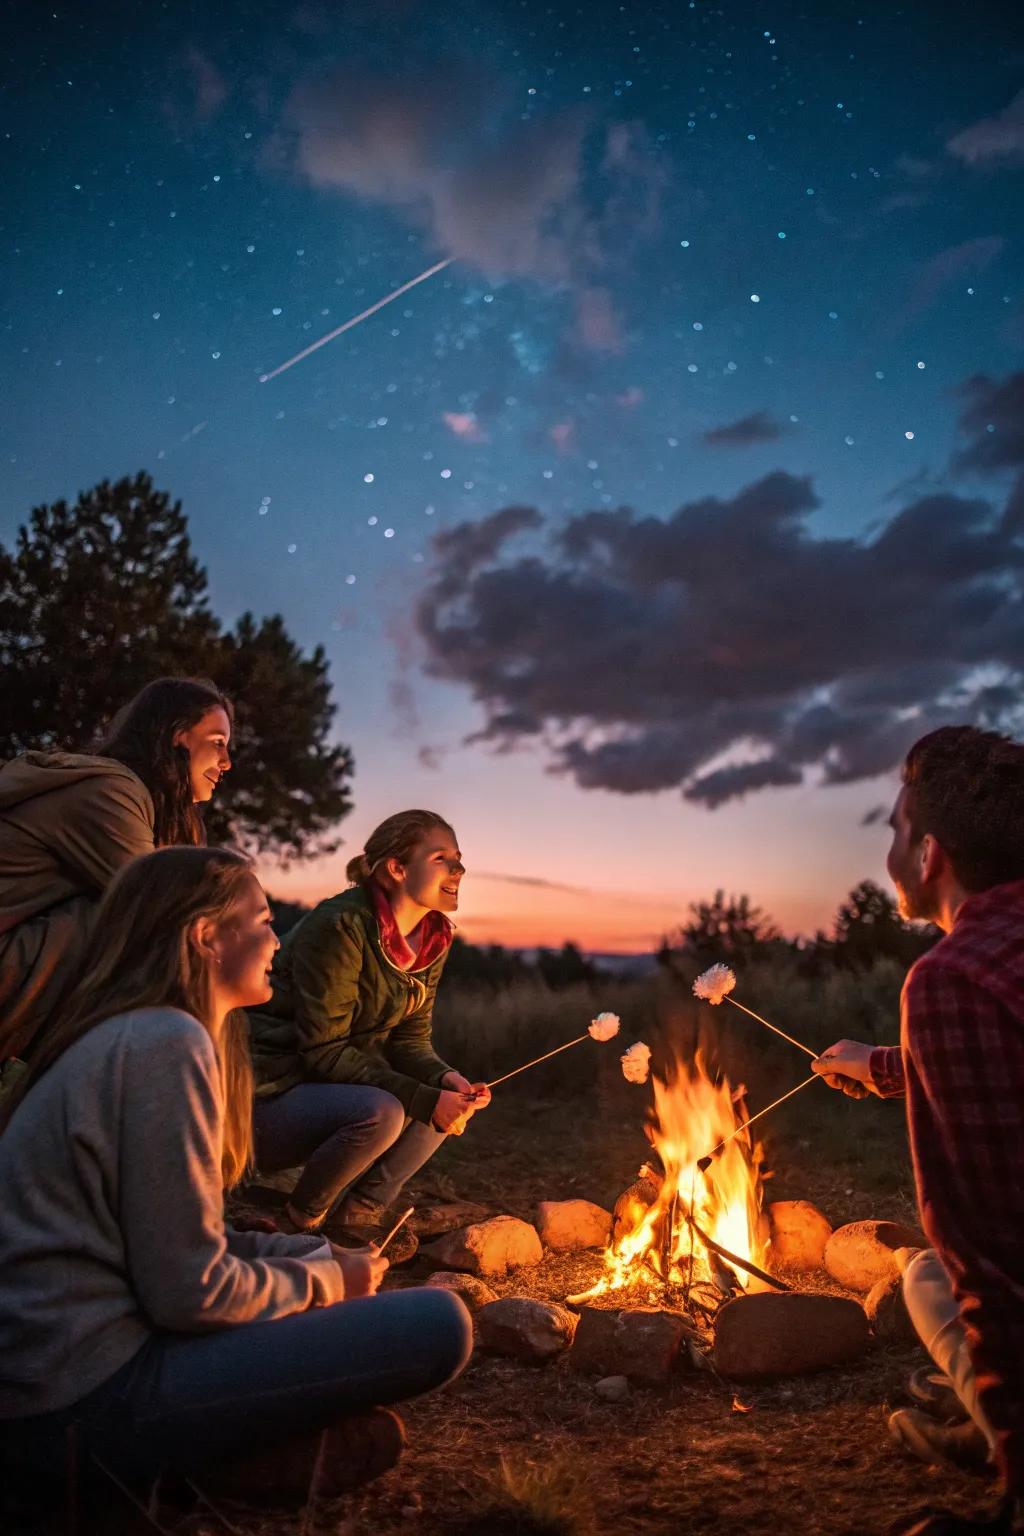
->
[345, 809, 455, 887]
[4, 847, 256, 1187]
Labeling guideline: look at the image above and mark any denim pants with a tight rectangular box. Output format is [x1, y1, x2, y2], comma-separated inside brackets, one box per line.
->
[3, 1286, 472, 1484]
[903, 1246, 997, 1456]
[253, 1083, 449, 1223]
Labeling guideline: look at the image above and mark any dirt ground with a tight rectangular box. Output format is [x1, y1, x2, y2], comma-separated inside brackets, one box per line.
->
[229, 1071, 1002, 1536]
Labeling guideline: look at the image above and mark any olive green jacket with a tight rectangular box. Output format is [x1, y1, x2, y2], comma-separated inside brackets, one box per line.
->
[0, 753, 155, 1066]
[247, 886, 453, 1124]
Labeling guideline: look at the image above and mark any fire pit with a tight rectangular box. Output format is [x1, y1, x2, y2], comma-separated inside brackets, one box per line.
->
[567, 1052, 773, 1323]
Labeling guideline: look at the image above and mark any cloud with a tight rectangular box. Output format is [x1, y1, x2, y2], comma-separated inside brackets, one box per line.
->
[908, 237, 1004, 317]
[284, 67, 666, 283]
[415, 428, 1024, 806]
[948, 90, 1024, 166]
[575, 287, 625, 353]
[185, 48, 229, 120]
[443, 411, 487, 442]
[702, 410, 788, 449]
[954, 372, 1024, 475]
[614, 386, 644, 409]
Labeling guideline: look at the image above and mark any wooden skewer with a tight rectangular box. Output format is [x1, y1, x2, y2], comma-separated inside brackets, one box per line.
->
[485, 1032, 590, 1089]
[377, 1206, 414, 1254]
[696, 1073, 822, 1171]
[720, 996, 818, 1059]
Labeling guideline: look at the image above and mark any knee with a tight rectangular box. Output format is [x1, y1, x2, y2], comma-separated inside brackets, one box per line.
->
[417, 1289, 474, 1388]
[363, 1091, 406, 1145]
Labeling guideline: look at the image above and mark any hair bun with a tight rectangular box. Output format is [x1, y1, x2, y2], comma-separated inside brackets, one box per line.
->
[345, 852, 372, 885]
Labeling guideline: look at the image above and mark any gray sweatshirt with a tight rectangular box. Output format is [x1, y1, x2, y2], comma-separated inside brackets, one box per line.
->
[0, 1007, 346, 1417]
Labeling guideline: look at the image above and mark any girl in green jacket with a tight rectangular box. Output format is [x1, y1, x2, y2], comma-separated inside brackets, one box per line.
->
[249, 810, 491, 1260]
[0, 677, 233, 1079]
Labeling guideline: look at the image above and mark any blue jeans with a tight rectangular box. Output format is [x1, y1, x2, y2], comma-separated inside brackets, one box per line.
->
[3, 1287, 471, 1483]
[253, 1083, 448, 1223]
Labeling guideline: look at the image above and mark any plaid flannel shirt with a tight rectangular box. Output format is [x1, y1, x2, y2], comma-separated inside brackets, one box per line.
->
[869, 879, 1024, 1493]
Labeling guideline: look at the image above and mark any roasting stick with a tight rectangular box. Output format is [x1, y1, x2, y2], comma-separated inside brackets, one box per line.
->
[486, 1034, 589, 1088]
[484, 1013, 621, 1090]
[696, 1072, 821, 1173]
[692, 964, 818, 1059]
[718, 996, 817, 1060]
[376, 1206, 415, 1255]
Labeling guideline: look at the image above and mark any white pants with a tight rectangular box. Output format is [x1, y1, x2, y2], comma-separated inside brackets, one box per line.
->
[902, 1247, 997, 1455]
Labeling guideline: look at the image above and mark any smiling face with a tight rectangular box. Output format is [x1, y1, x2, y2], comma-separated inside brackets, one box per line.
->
[174, 706, 232, 803]
[209, 874, 280, 1011]
[391, 826, 465, 915]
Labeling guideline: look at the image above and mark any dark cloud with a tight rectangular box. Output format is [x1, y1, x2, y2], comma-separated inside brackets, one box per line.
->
[702, 410, 788, 448]
[907, 238, 1004, 318]
[284, 67, 665, 290]
[416, 441, 1024, 807]
[954, 372, 1024, 475]
[948, 90, 1024, 167]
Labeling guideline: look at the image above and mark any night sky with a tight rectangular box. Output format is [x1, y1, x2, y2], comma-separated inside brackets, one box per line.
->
[3, 0, 1023, 949]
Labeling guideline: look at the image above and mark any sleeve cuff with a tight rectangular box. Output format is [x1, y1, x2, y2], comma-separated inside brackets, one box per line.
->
[307, 1255, 347, 1306]
[408, 1079, 443, 1125]
[870, 1045, 906, 1099]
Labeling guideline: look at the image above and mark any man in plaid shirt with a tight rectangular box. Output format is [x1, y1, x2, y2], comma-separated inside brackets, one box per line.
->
[815, 726, 1024, 1536]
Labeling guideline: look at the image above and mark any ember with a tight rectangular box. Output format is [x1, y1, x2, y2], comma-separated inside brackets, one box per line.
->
[570, 1054, 767, 1311]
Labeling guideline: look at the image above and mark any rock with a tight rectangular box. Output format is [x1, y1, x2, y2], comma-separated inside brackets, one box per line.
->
[824, 1219, 926, 1292]
[411, 1200, 492, 1238]
[422, 1272, 498, 1312]
[477, 1297, 578, 1362]
[595, 1375, 630, 1402]
[768, 1200, 832, 1271]
[536, 1199, 613, 1252]
[865, 1274, 920, 1346]
[613, 1172, 660, 1244]
[714, 1291, 871, 1379]
[422, 1215, 543, 1278]
[569, 1307, 690, 1384]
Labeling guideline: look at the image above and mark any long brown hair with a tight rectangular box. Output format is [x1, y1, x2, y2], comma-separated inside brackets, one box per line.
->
[345, 809, 455, 886]
[3, 847, 255, 1186]
[95, 677, 233, 848]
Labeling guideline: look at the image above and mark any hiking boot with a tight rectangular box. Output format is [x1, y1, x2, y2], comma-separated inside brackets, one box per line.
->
[313, 1407, 407, 1498]
[907, 1367, 969, 1423]
[330, 1221, 419, 1265]
[202, 1407, 406, 1506]
[888, 1409, 991, 1474]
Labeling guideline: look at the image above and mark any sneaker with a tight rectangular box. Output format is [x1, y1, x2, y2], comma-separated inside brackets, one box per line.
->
[907, 1367, 969, 1423]
[888, 1408, 991, 1475]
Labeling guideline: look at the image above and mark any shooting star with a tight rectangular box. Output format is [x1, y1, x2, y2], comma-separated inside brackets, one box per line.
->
[259, 257, 453, 383]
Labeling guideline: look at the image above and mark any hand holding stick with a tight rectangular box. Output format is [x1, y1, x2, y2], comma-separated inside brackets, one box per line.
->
[377, 1206, 414, 1255]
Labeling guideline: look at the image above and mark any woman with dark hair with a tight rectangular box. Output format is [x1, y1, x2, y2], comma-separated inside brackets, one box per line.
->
[0, 847, 471, 1526]
[248, 810, 490, 1261]
[0, 676, 232, 1081]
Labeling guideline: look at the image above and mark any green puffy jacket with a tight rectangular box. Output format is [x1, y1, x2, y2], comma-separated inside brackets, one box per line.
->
[247, 885, 453, 1124]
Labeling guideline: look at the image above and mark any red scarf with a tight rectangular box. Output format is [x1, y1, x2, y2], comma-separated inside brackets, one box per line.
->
[367, 878, 453, 972]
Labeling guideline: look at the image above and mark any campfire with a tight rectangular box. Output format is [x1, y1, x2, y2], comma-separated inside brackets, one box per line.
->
[569, 1053, 769, 1314]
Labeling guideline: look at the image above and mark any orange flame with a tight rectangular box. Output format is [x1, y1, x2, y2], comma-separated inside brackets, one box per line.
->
[573, 1055, 768, 1304]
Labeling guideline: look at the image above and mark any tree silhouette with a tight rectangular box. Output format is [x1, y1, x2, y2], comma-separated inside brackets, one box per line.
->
[0, 473, 354, 862]
[661, 889, 783, 965]
[826, 879, 938, 970]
